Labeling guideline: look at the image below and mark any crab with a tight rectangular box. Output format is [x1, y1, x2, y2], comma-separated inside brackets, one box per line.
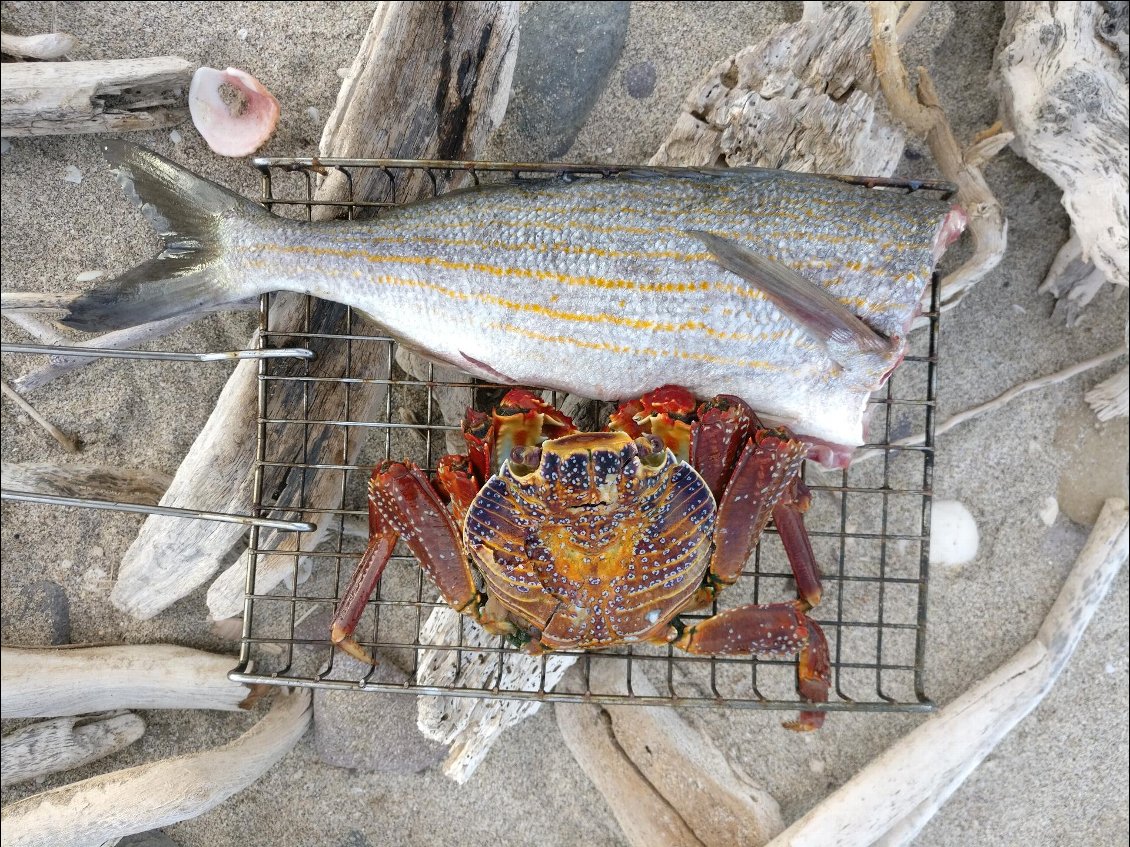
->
[331, 386, 830, 730]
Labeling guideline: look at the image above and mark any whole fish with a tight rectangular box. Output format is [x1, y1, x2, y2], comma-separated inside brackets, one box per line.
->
[63, 142, 964, 464]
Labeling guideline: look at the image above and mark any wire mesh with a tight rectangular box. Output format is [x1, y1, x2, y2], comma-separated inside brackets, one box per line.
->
[231, 158, 943, 715]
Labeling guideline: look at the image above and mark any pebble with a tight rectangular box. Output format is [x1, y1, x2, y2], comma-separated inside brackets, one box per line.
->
[63, 165, 83, 184]
[929, 500, 979, 567]
[314, 653, 447, 774]
[1038, 496, 1059, 527]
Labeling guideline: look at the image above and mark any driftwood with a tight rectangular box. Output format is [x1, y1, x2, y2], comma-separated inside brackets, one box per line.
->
[650, 3, 912, 174]
[0, 645, 255, 719]
[556, 660, 785, 847]
[1, 379, 81, 452]
[1, 30, 77, 61]
[0, 689, 311, 847]
[1, 462, 172, 505]
[870, 2, 1010, 317]
[764, 498, 1128, 847]
[995, 2, 1129, 311]
[994, 2, 1129, 422]
[0, 57, 192, 137]
[106, 1, 518, 622]
[0, 711, 145, 787]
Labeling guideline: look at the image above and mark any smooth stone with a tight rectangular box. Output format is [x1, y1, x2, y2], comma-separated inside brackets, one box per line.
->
[507, 1, 630, 158]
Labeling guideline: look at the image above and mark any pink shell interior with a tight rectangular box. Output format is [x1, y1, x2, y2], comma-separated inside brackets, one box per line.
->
[189, 67, 281, 158]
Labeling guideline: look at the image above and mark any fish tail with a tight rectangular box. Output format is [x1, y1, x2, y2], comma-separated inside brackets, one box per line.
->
[61, 141, 271, 332]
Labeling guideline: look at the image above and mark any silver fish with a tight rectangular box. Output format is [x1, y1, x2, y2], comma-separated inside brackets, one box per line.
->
[63, 142, 965, 462]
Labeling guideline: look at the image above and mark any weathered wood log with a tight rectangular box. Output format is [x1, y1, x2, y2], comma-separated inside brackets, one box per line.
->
[1086, 364, 1129, 422]
[0, 291, 82, 311]
[651, 3, 911, 174]
[0, 645, 255, 719]
[1, 462, 172, 505]
[0, 57, 192, 137]
[0, 689, 311, 847]
[765, 497, 1128, 847]
[0, 711, 145, 787]
[870, 2, 1009, 317]
[1, 30, 77, 61]
[555, 660, 785, 847]
[995, 2, 1129, 318]
[106, 1, 518, 622]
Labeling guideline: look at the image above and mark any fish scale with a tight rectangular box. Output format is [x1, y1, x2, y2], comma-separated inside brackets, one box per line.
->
[63, 142, 963, 458]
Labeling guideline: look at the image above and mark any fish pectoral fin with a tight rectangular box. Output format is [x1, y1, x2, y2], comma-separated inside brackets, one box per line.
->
[688, 230, 895, 360]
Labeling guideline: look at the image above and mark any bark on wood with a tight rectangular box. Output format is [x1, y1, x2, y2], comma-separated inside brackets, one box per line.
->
[0, 57, 192, 137]
[1, 462, 172, 505]
[0, 711, 145, 787]
[995, 2, 1129, 310]
[765, 498, 1128, 847]
[0, 645, 255, 718]
[554, 660, 784, 847]
[105, 1, 517, 622]
[0, 689, 311, 847]
[870, 2, 1010, 317]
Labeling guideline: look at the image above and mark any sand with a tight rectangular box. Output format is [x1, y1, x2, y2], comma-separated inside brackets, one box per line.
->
[1, 3, 1127, 846]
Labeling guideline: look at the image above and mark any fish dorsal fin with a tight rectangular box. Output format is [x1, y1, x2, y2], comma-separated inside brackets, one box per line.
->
[688, 230, 895, 362]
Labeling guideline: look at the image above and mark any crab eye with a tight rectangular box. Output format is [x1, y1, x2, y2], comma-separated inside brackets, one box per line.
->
[508, 446, 542, 475]
[634, 434, 666, 467]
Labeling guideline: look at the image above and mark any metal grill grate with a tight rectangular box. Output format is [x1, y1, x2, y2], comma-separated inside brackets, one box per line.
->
[230, 158, 944, 716]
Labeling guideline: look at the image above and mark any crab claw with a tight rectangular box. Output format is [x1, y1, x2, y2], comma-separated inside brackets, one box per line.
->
[189, 66, 280, 157]
[608, 385, 697, 460]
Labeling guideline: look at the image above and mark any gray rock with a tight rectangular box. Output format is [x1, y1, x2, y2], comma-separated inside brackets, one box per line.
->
[0, 579, 71, 645]
[506, 1, 630, 158]
[622, 61, 657, 99]
[314, 653, 447, 774]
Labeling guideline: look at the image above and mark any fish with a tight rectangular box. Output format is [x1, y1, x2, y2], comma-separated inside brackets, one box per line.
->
[62, 142, 965, 465]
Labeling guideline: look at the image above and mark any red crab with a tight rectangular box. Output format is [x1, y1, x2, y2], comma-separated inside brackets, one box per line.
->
[331, 386, 830, 730]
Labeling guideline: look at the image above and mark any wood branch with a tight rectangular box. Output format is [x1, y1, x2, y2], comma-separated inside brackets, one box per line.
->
[871, 2, 1008, 315]
[765, 498, 1129, 847]
[0, 57, 192, 137]
[1, 31, 77, 61]
[1, 462, 172, 504]
[0, 291, 82, 311]
[996, 2, 1129, 307]
[0, 645, 256, 718]
[555, 659, 785, 847]
[651, 3, 911, 174]
[1, 379, 81, 452]
[0, 689, 311, 847]
[1, 711, 145, 787]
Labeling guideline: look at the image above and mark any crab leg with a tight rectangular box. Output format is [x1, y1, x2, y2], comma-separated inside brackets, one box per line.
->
[368, 461, 481, 614]
[773, 480, 822, 607]
[330, 469, 399, 663]
[673, 600, 830, 731]
[694, 396, 822, 607]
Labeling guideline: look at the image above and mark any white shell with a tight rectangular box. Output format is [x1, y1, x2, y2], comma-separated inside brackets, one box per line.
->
[189, 66, 280, 157]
